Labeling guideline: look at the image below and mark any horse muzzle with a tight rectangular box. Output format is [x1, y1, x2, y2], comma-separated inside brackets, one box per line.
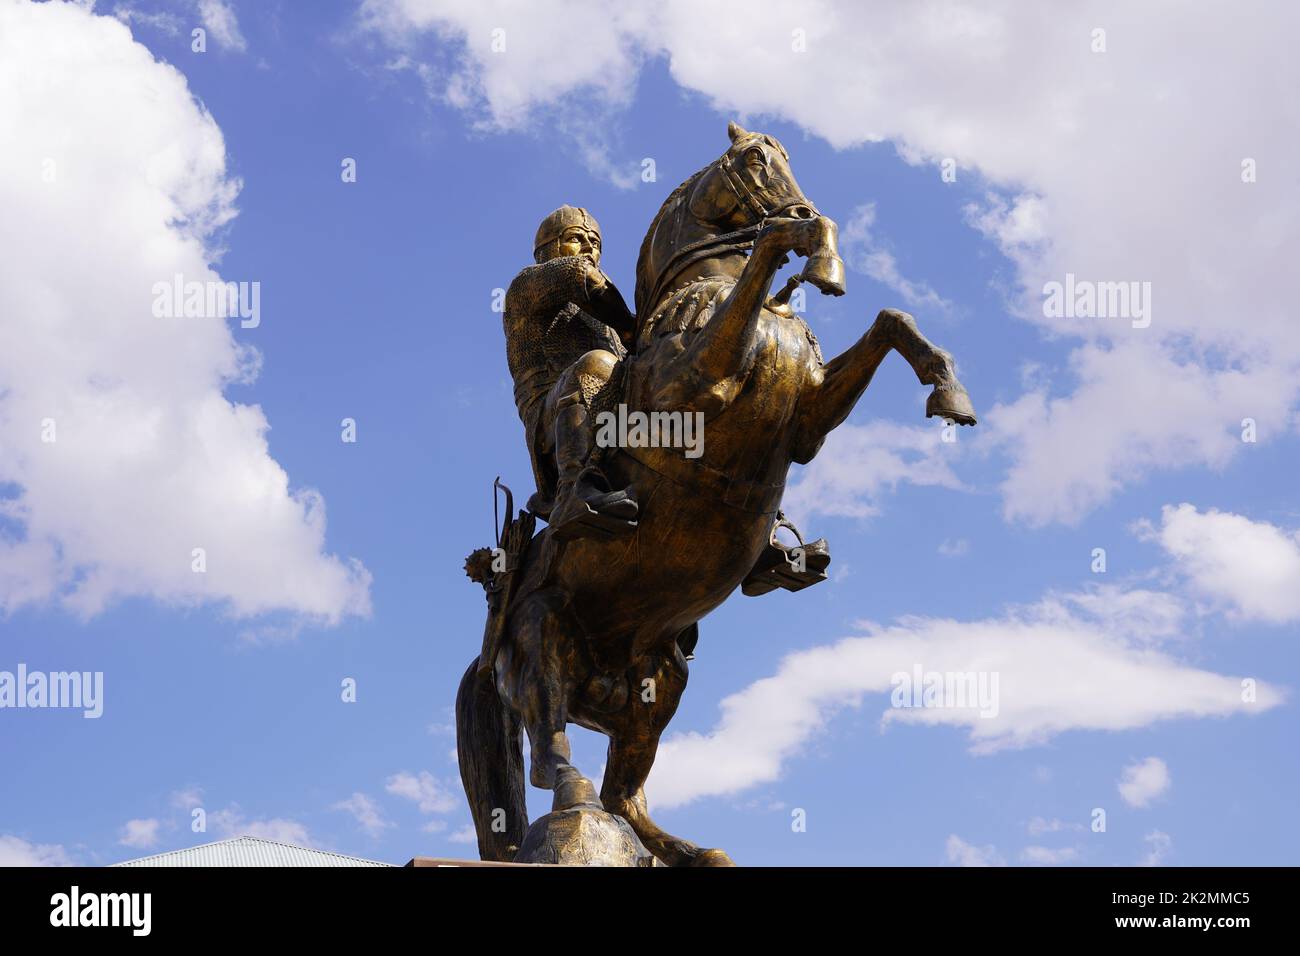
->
[802, 216, 845, 297]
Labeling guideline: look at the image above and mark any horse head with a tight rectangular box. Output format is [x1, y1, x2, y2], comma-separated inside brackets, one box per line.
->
[635, 121, 844, 327]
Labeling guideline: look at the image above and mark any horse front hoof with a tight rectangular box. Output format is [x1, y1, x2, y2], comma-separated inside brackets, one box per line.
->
[688, 848, 737, 867]
[552, 766, 602, 811]
[926, 383, 977, 426]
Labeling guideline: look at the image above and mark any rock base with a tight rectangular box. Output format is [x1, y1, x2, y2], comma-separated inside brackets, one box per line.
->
[513, 806, 661, 867]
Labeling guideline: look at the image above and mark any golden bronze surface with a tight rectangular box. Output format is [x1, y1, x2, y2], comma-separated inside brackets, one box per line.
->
[458, 123, 977, 866]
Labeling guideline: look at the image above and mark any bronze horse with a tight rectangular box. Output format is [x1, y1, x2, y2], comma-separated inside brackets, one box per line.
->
[457, 122, 977, 866]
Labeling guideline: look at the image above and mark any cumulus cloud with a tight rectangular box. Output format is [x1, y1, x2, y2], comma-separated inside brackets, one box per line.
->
[647, 589, 1277, 809]
[331, 792, 392, 838]
[1055, 586, 1186, 642]
[118, 818, 163, 849]
[1027, 817, 1083, 836]
[984, 345, 1293, 526]
[1141, 829, 1172, 867]
[782, 420, 965, 521]
[1140, 504, 1300, 624]
[170, 786, 205, 809]
[210, 805, 314, 846]
[937, 538, 970, 558]
[1118, 756, 1171, 808]
[448, 824, 477, 845]
[385, 770, 459, 815]
[0, 834, 73, 866]
[112, 5, 185, 36]
[840, 204, 953, 314]
[197, 0, 246, 52]
[358, 0, 1300, 523]
[0, 1, 369, 625]
[945, 835, 1004, 867]
[1021, 845, 1080, 866]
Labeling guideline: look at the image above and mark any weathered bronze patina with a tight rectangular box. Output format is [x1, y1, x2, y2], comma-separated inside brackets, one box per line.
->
[459, 123, 977, 866]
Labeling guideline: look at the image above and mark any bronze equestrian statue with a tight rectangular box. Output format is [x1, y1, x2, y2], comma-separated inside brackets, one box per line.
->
[458, 122, 977, 866]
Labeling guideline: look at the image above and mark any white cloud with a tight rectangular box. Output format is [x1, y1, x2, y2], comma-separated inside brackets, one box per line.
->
[385, 770, 459, 815]
[359, 0, 1300, 523]
[1021, 845, 1080, 866]
[358, 0, 644, 187]
[648, 589, 1277, 809]
[945, 835, 1004, 867]
[983, 345, 1293, 526]
[1057, 586, 1186, 642]
[1140, 829, 1172, 867]
[1141, 504, 1300, 624]
[331, 792, 392, 838]
[112, 5, 185, 36]
[118, 818, 163, 849]
[197, 0, 246, 52]
[0, 835, 73, 866]
[840, 204, 952, 314]
[1027, 817, 1082, 836]
[938, 538, 969, 558]
[358, 0, 640, 130]
[448, 824, 477, 845]
[170, 786, 204, 809]
[1118, 756, 1171, 809]
[782, 420, 965, 521]
[0, 1, 370, 625]
[210, 805, 313, 846]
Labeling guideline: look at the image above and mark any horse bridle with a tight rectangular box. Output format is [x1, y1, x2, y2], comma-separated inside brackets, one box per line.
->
[717, 135, 812, 222]
[641, 141, 818, 326]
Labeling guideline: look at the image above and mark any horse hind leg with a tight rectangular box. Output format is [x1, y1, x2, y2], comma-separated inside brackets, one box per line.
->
[601, 739, 735, 867]
[599, 646, 735, 866]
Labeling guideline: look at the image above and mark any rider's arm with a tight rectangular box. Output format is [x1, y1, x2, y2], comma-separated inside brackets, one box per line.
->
[581, 274, 636, 350]
[508, 257, 637, 349]
[505, 257, 594, 319]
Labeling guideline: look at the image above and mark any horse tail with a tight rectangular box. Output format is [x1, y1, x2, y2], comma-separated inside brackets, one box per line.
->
[455, 657, 527, 862]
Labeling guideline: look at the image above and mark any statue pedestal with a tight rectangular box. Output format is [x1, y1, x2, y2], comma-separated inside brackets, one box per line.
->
[513, 805, 661, 867]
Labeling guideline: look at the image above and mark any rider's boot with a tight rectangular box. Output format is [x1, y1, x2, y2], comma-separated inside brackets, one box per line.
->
[548, 401, 638, 542]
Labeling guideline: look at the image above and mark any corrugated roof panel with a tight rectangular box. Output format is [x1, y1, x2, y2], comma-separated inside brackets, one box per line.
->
[114, 836, 392, 867]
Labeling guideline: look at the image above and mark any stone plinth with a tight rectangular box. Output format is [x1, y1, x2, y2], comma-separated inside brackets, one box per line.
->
[513, 806, 661, 867]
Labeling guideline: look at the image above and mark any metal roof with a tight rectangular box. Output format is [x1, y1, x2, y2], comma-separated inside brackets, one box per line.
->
[113, 836, 393, 868]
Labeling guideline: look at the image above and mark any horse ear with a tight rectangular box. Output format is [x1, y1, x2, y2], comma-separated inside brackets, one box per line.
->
[727, 121, 748, 144]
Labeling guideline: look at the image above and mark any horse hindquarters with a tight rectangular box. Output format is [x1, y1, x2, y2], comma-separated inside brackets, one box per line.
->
[455, 658, 528, 861]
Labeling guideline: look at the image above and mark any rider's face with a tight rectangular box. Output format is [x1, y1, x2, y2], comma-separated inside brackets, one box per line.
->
[557, 227, 600, 266]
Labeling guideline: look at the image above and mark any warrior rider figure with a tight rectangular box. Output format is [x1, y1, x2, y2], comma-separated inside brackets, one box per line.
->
[503, 206, 638, 540]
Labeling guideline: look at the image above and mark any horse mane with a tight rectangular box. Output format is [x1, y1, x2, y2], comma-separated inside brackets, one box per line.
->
[634, 164, 711, 318]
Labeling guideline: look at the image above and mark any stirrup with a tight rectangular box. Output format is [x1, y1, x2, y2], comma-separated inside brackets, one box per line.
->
[741, 512, 830, 596]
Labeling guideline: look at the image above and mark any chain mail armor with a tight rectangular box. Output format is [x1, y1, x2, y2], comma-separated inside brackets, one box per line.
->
[503, 255, 630, 507]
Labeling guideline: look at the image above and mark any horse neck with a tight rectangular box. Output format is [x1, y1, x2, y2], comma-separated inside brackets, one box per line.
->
[641, 208, 751, 322]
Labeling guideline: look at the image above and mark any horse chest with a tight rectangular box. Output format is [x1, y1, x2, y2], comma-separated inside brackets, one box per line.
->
[744, 312, 813, 412]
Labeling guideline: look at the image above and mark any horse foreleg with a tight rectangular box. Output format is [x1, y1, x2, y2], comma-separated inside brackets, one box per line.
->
[794, 308, 976, 460]
[652, 215, 826, 410]
[875, 308, 977, 425]
[504, 590, 598, 810]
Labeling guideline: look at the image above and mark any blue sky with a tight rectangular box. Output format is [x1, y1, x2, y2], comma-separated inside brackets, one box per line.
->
[1, 0, 1297, 866]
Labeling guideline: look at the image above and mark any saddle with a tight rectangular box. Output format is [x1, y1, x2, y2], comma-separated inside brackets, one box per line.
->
[741, 512, 830, 597]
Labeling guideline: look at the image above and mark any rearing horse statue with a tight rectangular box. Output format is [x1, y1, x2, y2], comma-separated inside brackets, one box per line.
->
[457, 122, 977, 866]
